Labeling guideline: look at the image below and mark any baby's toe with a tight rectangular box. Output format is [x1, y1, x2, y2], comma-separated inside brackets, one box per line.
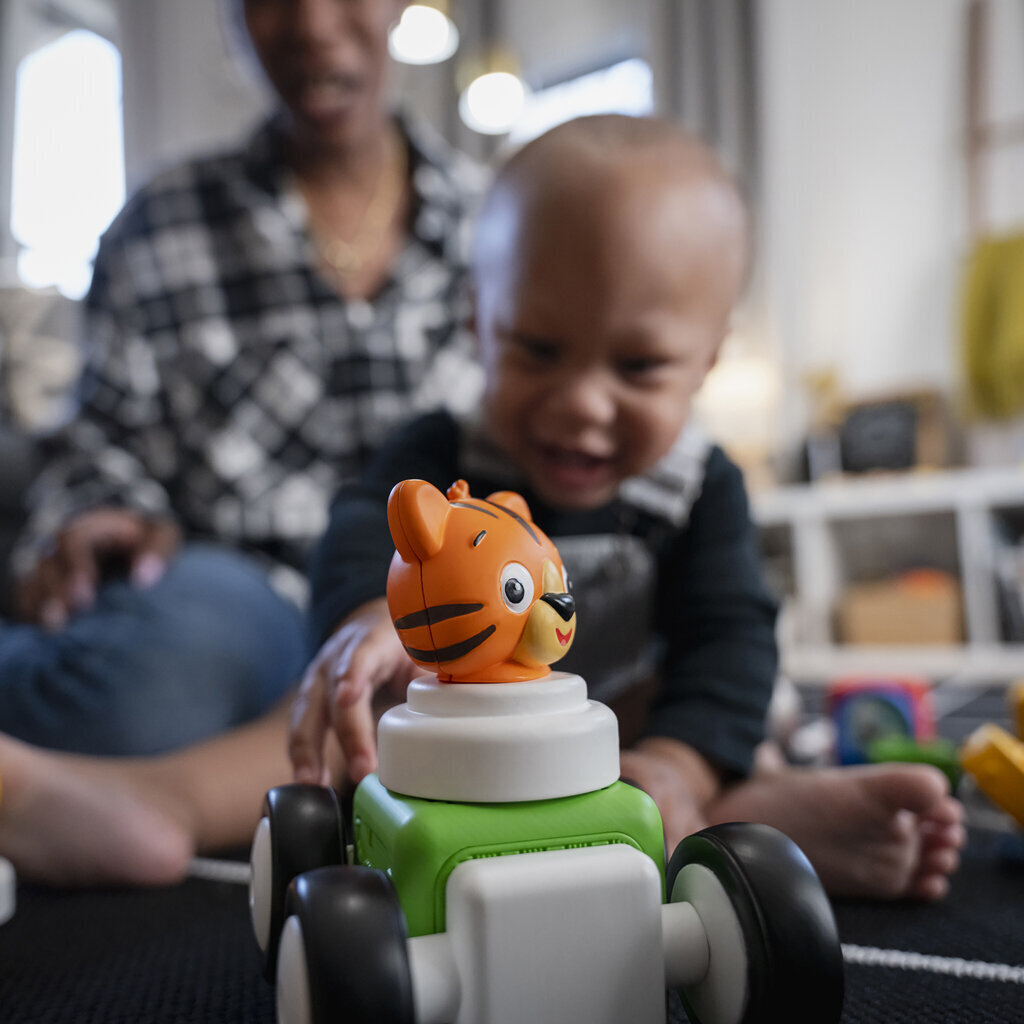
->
[920, 818, 967, 853]
[920, 843, 961, 878]
[910, 871, 951, 902]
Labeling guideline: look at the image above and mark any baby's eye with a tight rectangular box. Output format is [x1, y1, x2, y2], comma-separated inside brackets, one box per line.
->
[515, 335, 561, 364]
[618, 355, 667, 378]
[500, 562, 535, 613]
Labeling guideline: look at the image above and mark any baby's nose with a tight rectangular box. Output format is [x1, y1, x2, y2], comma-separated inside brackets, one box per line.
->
[555, 370, 616, 426]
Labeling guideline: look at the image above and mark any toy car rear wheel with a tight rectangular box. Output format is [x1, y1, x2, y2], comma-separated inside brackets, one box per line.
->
[277, 866, 415, 1024]
[666, 822, 844, 1024]
[249, 784, 346, 979]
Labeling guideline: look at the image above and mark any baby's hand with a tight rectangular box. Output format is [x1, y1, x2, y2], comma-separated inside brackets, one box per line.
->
[619, 738, 721, 855]
[289, 598, 418, 787]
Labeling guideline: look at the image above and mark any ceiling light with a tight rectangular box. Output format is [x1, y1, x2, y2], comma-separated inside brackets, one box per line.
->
[458, 50, 529, 136]
[388, 3, 459, 66]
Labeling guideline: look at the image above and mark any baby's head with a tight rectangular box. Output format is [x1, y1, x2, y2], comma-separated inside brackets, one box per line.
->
[472, 114, 748, 510]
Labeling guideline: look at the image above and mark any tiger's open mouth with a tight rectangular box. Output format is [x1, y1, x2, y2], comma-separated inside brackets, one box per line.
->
[556, 627, 573, 646]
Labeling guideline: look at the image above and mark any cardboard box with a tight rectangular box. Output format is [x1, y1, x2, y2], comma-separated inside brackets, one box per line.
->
[836, 571, 964, 645]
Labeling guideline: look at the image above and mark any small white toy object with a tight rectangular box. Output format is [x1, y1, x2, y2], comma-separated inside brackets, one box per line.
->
[249, 481, 845, 1023]
[0, 856, 14, 925]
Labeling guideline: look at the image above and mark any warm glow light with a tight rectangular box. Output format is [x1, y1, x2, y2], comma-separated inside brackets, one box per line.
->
[388, 5, 459, 65]
[694, 341, 783, 490]
[459, 71, 528, 135]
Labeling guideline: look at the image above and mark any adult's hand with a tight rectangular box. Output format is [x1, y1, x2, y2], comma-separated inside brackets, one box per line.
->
[16, 508, 181, 628]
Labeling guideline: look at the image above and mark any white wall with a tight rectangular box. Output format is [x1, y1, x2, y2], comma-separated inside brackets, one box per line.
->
[758, 0, 970, 448]
[115, 0, 267, 190]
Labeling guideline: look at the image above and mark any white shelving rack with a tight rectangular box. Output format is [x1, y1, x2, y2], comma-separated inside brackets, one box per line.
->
[752, 466, 1024, 685]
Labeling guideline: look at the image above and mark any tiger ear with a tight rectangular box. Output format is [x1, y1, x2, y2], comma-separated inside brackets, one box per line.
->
[388, 479, 450, 563]
[486, 490, 533, 523]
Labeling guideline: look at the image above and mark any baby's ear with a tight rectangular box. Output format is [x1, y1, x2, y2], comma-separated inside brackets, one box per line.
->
[486, 490, 533, 523]
[388, 479, 450, 563]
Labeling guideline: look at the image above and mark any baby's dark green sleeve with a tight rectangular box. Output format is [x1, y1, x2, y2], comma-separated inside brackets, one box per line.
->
[643, 447, 779, 779]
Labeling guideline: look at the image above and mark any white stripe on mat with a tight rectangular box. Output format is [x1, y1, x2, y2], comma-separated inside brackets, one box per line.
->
[843, 944, 1024, 984]
[188, 857, 251, 885]
[180, 862, 1024, 986]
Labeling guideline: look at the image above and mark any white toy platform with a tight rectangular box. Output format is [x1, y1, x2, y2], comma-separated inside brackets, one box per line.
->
[376, 671, 620, 802]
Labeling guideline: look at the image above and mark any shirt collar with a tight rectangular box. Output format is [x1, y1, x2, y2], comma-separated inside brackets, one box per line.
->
[457, 410, 711, 528]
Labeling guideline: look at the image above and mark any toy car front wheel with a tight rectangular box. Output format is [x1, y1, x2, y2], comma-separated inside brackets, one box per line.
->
[249, 784, 346, 979]
[277, 866, 415, 1024]
[666, 822, 844, 1024]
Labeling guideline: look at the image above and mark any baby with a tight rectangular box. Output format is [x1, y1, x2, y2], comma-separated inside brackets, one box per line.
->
[0, 115, 964, 899]
[291, 114, 965, 901]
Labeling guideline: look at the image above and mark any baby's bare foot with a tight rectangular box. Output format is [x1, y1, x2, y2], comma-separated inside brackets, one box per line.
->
[0, 733, 194, 887]
[707, 763, 965, 900]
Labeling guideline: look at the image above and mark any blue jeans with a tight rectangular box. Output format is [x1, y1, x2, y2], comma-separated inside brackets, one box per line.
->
[0, 545, 308, 756]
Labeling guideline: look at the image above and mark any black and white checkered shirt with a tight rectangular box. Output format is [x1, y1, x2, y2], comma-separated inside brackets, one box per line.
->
[21, 114, 486, 594]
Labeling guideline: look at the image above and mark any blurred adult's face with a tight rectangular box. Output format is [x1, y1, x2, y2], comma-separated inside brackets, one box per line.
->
[242, 0, 403, 156]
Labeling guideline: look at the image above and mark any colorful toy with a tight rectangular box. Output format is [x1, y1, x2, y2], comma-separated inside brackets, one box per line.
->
[387, 479, 577, 682]
[866, 735, 961, 790]
[959, 680, 1024, 833]
[827, 676, 935, 765]
[249, 480, 844, 1024]
[960, 724, 1024, 829]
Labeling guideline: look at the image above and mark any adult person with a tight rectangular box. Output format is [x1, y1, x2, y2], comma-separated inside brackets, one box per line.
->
[1, 0, 484, 755]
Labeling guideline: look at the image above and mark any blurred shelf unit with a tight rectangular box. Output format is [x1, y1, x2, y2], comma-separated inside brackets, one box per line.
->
[752, 465, 1024, 685]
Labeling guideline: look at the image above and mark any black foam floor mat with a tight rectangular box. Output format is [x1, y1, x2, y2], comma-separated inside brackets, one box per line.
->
[2, 829, 1022, 1023]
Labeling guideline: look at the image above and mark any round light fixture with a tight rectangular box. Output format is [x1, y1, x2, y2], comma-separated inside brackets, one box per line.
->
[459, 70, 528, 135]
[388, 4, 460, 65]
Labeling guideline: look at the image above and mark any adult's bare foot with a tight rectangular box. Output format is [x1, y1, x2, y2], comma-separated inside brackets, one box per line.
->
[0, 732, 194, 887]
[707, 762, 965, 900]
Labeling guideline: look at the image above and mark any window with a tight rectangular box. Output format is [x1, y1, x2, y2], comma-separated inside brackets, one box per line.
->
[508, 58, 654, 146]
[10, 27, 124, 299]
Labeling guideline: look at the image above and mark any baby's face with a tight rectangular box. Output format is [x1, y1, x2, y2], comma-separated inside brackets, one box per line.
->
[475, 165, 743, 511]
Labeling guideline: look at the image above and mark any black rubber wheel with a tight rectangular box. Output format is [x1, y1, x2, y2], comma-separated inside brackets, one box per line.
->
[666, 822, 844, 1024]
[249, 784, 346, 980]
[280, 866, 415, 1024]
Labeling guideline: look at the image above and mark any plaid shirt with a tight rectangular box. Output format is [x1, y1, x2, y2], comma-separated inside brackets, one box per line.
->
[21, 115, 486, 593]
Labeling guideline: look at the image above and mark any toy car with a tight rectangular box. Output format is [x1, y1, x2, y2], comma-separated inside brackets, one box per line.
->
[249, 480, 844, 1024]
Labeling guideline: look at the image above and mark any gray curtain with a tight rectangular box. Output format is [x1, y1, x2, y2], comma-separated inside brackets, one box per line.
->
[659, 0, 759, 204]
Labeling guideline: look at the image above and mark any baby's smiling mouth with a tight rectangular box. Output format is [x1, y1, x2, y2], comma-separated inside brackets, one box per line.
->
[540, 444, 613, 470]
[533, 443, 618, 498]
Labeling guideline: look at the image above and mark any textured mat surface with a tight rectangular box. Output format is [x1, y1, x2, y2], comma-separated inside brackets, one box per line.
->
[1, 832, 1022, 1023]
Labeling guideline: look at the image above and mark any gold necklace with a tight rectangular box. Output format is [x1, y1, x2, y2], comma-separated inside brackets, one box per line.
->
[309, 131, 408, 286]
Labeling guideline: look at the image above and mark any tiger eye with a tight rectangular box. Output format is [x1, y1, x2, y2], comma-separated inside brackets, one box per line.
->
[504, 578, 525, 604]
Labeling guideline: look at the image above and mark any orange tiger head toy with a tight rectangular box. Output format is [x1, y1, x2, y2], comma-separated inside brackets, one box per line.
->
[386, 479, 576, 683]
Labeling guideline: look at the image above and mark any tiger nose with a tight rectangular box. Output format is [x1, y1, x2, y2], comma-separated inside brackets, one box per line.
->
[541, 592, 576, 622]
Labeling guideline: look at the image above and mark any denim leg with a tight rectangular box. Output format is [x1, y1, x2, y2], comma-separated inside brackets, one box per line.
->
[0, 544, 309, 756]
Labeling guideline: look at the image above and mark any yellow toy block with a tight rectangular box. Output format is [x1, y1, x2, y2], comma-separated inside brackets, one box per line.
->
[961, 723, 1024, 828]
[1009, 679, 1024, 741]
